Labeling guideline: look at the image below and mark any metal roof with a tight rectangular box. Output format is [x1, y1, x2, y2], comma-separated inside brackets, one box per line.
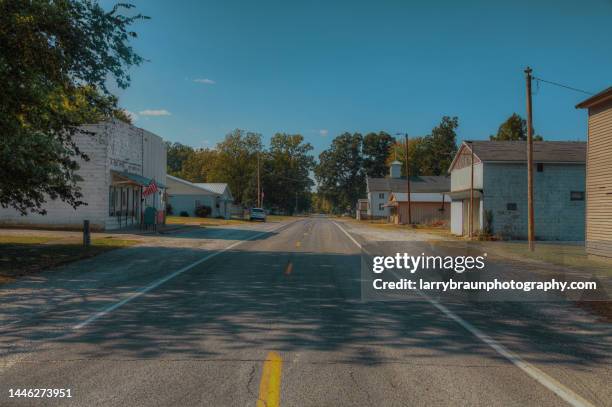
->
[366, 175, 450, 193]
[391, 192, 451, 203]
[575, 86, 612, 109]
[195, 183, 231, 197]
[112, 171, 166, 188]
[462, 140, 586, 164]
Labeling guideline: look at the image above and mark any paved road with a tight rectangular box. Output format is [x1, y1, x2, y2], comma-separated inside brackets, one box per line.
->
[0, 218, 610, 406]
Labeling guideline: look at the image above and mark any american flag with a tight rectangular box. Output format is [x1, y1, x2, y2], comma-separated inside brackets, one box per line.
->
[143, 180, 158, 197]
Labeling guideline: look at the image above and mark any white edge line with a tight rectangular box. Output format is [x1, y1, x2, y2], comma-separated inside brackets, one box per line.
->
[332, 220, 595, 407]
[73, 221, 294, 330]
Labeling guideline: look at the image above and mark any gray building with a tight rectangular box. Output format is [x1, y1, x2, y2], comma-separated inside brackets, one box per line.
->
[366, 161, 450, 219]
[166, 175, 233, 219]
[448, 140, 586, 241]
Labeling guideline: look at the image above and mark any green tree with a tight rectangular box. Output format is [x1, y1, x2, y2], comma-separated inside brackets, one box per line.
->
[0, 0, 147, 214]
[362, 131, 396, 177]
[490, 113, 543, 141]
[262, 133, 315, 214]
[388, 136, 427, 177]
[179, 148, 217, 183]
[208, 129, 262, 206]
[421, 116, 459, 175]
[166, 142, 195, 176]
[314, 132, 364, 213]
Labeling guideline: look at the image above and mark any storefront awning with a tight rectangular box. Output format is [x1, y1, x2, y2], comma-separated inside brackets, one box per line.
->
[446, 189, 482, 200]
[111, 171, 166, 188]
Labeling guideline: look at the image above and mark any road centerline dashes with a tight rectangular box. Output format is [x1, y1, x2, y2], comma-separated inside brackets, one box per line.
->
[73, 221, 297, 330]
[257, 351, 283, 407]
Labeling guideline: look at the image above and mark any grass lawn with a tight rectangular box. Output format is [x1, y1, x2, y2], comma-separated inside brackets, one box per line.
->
[343, 217, 453, 238]
[0, 235, 139, 285]
[166, 214, 302, 226]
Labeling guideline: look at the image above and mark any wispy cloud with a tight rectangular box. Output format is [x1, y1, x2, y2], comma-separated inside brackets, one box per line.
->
[319, 129, 329, 136]
[193, 78, 216, 85]
[138, 109, 171, 117]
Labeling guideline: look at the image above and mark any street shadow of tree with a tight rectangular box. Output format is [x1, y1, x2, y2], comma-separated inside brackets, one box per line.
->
[1, 247, 610, 372]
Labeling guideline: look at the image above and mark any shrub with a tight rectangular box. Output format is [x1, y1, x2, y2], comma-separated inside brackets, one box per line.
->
[194, 205, 212, 218]
[179, 211, 189, 217]
[166, 203, 173, 215]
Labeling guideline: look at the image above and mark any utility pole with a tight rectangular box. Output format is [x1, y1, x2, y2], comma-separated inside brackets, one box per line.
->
[525, 67, 535, 251]
[404, 133, 412, 225]
[257, 151, 261, 207]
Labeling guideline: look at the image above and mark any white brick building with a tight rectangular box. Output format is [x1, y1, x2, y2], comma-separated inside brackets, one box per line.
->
[0, 120, 167, 230]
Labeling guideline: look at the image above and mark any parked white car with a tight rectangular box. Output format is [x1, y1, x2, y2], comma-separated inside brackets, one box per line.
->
[249, 207, 267, 222]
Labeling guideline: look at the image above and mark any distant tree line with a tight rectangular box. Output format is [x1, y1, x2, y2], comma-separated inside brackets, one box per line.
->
[314, 116, 460, 213]
[167, 130, 315, 214]
[169, 113, 539, 215]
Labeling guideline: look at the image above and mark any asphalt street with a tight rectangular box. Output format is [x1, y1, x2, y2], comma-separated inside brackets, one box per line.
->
[0, 218, 610, 406]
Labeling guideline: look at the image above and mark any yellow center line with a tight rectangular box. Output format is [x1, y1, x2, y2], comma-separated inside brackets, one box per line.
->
[284, 262, 293, 276]
[257, 351, 283, 407]
[295, 241, 301, 248]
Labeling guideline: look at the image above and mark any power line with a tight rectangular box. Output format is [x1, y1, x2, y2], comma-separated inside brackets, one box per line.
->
[532, 76, 594, 95]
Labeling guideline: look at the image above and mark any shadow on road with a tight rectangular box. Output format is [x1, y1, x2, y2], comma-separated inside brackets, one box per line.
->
[1, 247, 610, 372]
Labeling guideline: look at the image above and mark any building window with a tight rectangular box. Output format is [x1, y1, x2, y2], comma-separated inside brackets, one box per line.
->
[379, 193, 385, 199]
[507, 203, 517, 211]
[570, 191, 585, 201]
[537, 163, 544, 172]
[379, 203, 385, 211]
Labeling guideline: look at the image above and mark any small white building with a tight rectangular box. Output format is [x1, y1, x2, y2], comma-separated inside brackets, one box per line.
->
[166, 175, 233, 219]
[0, 120, 167, 230]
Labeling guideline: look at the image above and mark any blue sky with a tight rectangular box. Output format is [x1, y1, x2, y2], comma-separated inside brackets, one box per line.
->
[108, 0, 612, 155]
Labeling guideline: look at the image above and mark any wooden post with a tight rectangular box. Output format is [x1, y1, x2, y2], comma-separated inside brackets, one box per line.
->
[83, 220, 90, 247]
[525, 67, 535, 251]
[404, 134, 412, 225]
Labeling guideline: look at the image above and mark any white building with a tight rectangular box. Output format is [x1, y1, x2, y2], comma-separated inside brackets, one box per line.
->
[365, 161, 450, 219]
[166, 175, 233, 219]
[0, 120, 167, 230]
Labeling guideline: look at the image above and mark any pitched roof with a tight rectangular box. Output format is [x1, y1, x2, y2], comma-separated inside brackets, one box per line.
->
[461, 140, 586, 164]
[167, 175, 216, 194]
[575, 87, 612, 109]
[195, 183, 232, 198]
[366, 175, 450, 193]
[391, 192, 451, 203]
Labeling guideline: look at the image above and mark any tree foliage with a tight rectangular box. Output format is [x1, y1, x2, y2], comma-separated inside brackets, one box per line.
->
[387, 117, 459, 177]
[421, 116, 459, 175]
[262, 133, 315, 214]
[314, 132, 365, 213]
[0, 0, 147, 214]
[167, 131, 316, 213]
[166, 142, 195, 176]
[362, 131, 396, 177]
[489, 113, 543, 141]
[207, 129, 263, 206]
